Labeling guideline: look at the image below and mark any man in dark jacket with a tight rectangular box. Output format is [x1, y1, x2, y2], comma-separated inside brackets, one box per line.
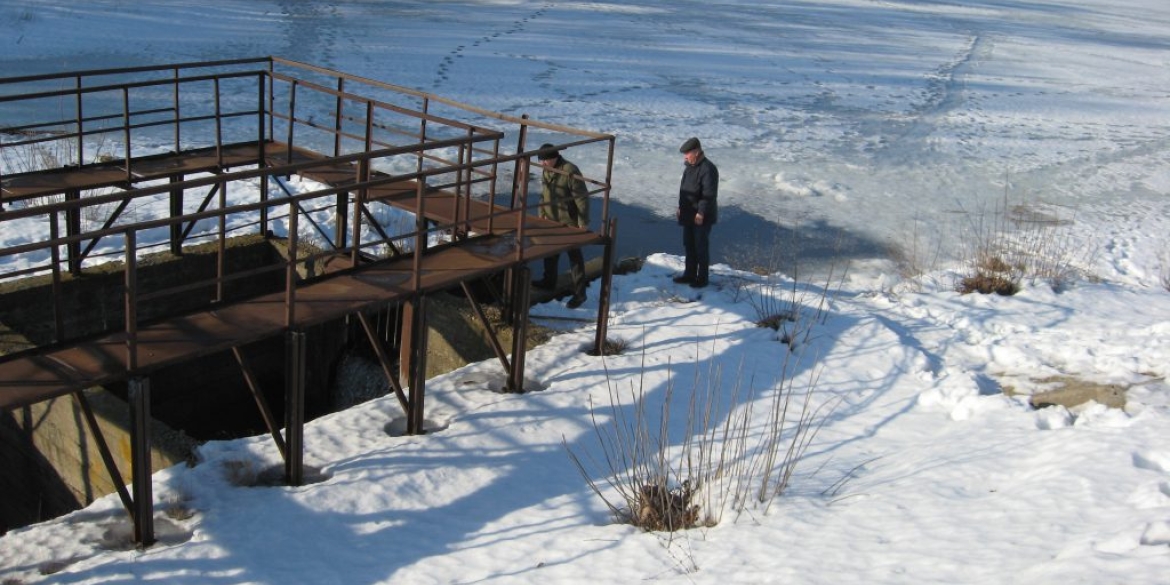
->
[674, 137, 718, 288]
[534, 143, 590, 308]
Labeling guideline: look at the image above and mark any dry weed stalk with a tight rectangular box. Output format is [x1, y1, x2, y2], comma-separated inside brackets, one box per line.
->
[565, 342, 835, 532]
[955, 190, 1093, 295]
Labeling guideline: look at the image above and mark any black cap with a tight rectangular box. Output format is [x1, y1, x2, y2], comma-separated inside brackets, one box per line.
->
[537, 143, 560, 160]
[679, 137, 701, 153]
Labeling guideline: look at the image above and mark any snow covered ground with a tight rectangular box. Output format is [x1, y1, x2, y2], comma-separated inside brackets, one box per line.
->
[1, 1, 1169, 583]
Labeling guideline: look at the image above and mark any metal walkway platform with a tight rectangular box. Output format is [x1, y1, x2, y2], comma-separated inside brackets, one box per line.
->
[0, 57, 618, 544]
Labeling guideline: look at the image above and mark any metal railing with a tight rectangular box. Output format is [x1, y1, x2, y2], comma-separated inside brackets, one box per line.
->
[0, 57, 616, 368]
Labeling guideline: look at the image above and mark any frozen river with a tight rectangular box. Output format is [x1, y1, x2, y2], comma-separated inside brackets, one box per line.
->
[3, 0, 1168, 282]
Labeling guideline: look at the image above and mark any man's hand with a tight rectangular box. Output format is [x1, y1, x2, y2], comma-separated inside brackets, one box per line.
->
[694, 212, 704, 226]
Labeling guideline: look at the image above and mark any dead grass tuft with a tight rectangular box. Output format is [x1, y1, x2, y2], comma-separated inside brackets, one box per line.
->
[633, 480, 700, 532]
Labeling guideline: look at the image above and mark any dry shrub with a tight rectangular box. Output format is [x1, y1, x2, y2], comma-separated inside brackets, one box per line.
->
[567, 231, 840, 536]
[565, 347, 834, 533]
[756, 311, 794, 332]
[954, 193, 1092, 295]
[957, 269, 1020, 296]
[746, 274, 836, 349]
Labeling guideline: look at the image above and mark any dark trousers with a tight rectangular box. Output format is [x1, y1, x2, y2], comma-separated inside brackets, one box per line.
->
[682, 223, 712, 282]
[543, 249, 587, 298]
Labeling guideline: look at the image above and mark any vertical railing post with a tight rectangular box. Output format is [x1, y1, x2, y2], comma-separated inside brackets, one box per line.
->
[364, 99, 375, 155]
[510, 115, 529, 210]
[124, 230, 138, 371]
[350, 158, 366, 264]
[285, 199, 299, 327]
[285, 80, 298, 164]
[75, 74, 84, 166]
[168, 174, 184, 256]
[486, 138, 502, 234]
[333, 77, 345, 158]
[266, 61, 276, 141]
[412, 179, 426, 293]
[417, 97, 429, 174]
[50, 213, 64, 342]
[344, 100, 376, 256]
[214, 77, 224, 167]
[510, 119, 533, 318]
[122, 87, 132, 182]
[258, 72, 270, 235]
[602, 136, 616, 228]
[65, 190, 81, 276]
[458, 128, 471, 238]
[514, 156, 531, 264]
[216, 178, 227, 302]
[172, 66, 181, 153]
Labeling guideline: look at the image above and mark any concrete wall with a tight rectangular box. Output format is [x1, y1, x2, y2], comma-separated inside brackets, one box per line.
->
[0, 389, 196, 534]
[0, 236, 290, 534]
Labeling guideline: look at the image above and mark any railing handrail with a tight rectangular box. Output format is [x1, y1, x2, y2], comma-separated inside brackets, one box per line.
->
[0, 138, 599, 265]
[0, 56, 272, 88]
[270, 57, 614, 140]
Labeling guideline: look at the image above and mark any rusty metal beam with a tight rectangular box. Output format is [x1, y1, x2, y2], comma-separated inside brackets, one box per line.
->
[594, 217, 618, 356]
[80, 196, 132, 262]
[178, 180, 222, 242]
[72, 390, 135, 521]
[507, 266, 531, 393]
[460, 281, 511, 375]
[128, 377, 155, 547]
[402, 297, 428, 435]
[356, 311, 410, 415]
[284, 330, 306, 485]
[65, 189, 81, 276]
[169, 174, 184, 256]
[232, 346, 287, 460]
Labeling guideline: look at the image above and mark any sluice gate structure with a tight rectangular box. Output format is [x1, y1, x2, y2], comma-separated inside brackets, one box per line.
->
[0, 57, 617, 545]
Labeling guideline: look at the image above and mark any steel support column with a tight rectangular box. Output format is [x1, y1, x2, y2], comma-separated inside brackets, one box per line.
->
[401, 297, 429, 435]
[594, 218, 618, 355]
[128, 377, 155, 547]
[507, 265, 532, 393]
[285, 330, 306, 485]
